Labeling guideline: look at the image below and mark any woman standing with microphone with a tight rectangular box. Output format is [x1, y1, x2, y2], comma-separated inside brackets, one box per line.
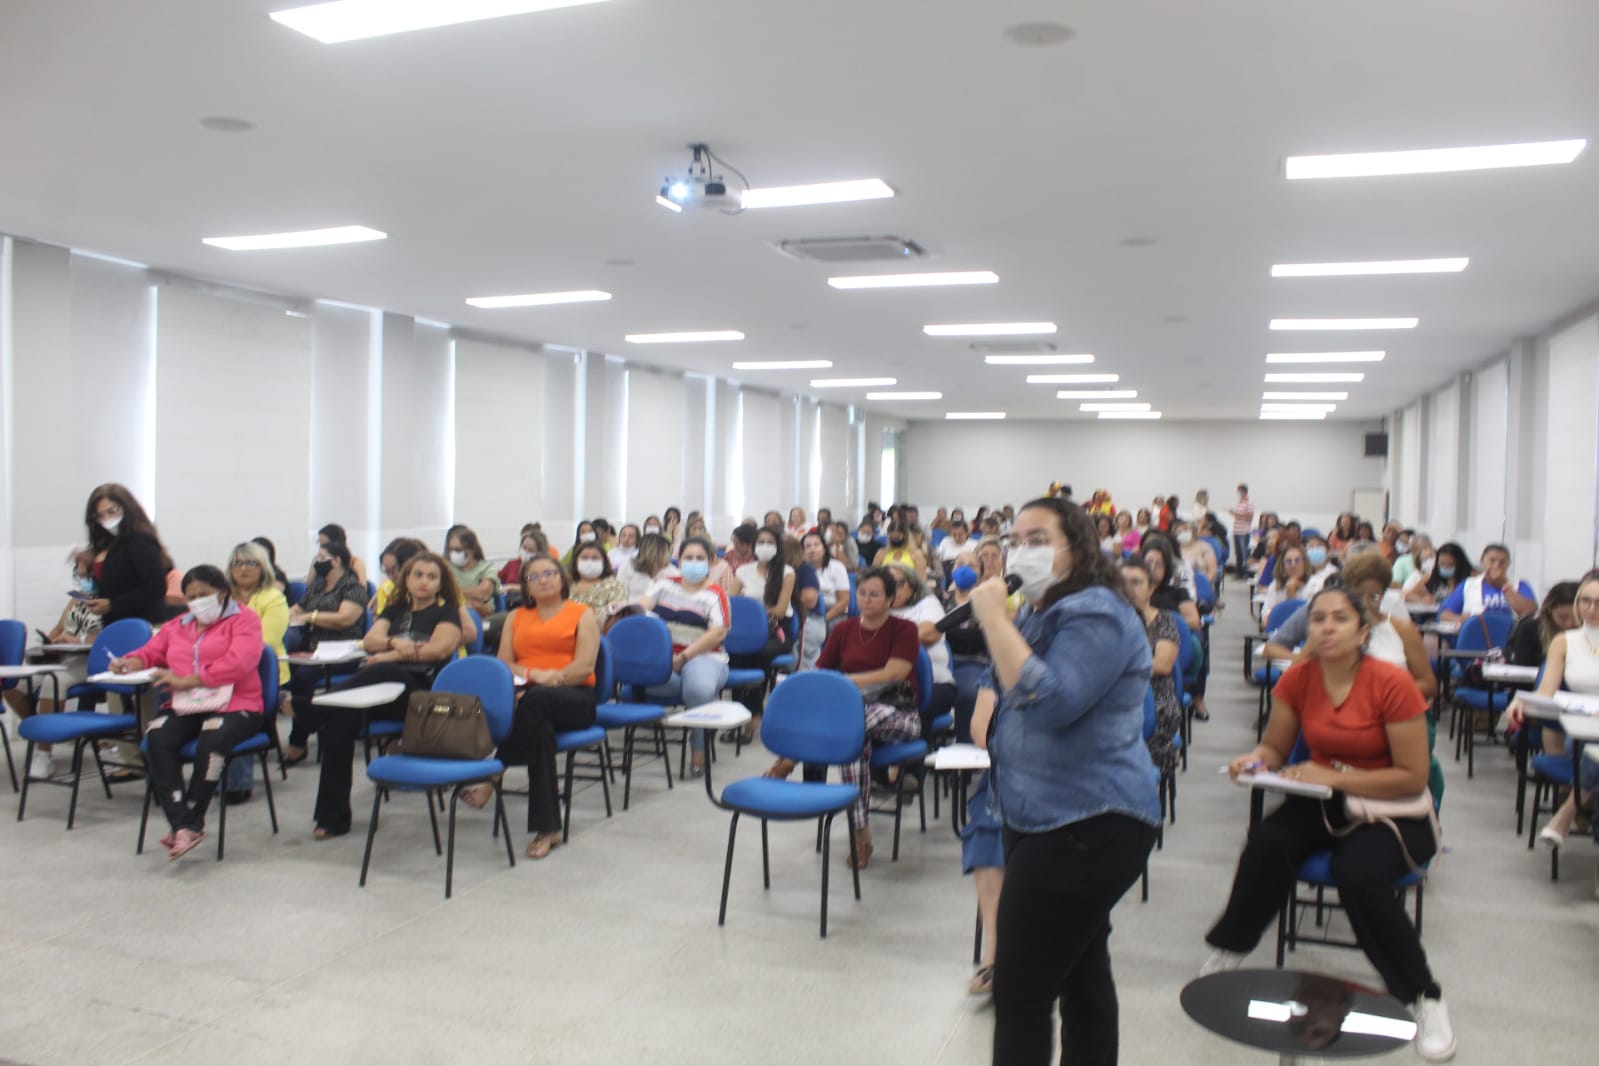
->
[968, 497, 1160, 1066]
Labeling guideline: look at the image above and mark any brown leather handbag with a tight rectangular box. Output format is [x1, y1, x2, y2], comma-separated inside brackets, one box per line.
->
[398, 692, 493, 759]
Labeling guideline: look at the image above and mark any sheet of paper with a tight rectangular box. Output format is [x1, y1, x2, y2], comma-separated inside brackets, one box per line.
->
[1236, 769, 1334, 799]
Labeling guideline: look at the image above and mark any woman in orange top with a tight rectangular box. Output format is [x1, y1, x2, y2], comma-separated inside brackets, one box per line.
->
[463, 554, 599, 859]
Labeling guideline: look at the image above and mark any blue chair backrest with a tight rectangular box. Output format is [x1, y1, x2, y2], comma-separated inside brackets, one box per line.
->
[724, 596, 770, 656]
[1455, 612, 1514, 654]
[1142, 685, 1156, 741]
[464, 608, 485, 655]
[0, 619, 25, 690]
[433, 655, 516, 744]
[1259, 555, 1277, 586]
[287, 580, 308, 606]
[930, 528, 948, 547]
[1203, 535, 1228, 566]
[258, 647, 279, 712]
[1193, 572, 1216, 610]
[1264, 598, 1305, 635]
[594, 638, 614, 700]
[604, 615, 674, 689]
[761, 670, 867, 765]
[494, 590, 508, 613]
[366, 580, 377, 602]
[847, 572, 859, 618]
[1170, 611, 1202, 684]
[90, 618, 155, 675]
[914, 647, 933, 713]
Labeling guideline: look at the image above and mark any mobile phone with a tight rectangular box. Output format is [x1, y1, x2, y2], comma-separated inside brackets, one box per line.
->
[66, 590, 93, 602]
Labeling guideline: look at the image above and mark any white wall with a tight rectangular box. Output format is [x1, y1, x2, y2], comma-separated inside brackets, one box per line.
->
[1540, 315, 1599, 583]
[904, 418, 1386, 533]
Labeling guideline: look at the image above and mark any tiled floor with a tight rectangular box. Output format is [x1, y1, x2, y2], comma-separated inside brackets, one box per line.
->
[3, 584, 1597, 1065]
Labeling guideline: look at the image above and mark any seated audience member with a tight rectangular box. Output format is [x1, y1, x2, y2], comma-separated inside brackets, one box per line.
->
[445, 524, 498, 618]
[461, 554, 600, 860]
[219, 541, 290, 802]
[715, 522, 757, 593]
[497, 525, 551, 587]
[1204, 586, 1454, 1062]
[638, 536, 730, 775]
[659, 507, 682, 546]
[727, 525, 797, 736]
[803, 531, 851, 639]
[939, 519, 975, 571]
[1174, 519, 1218, 586]
[1095, 515, 1118, 559]
[282, 540, 370, 762]
[980, 515, 1003, 541]
[1391, 534, 1433, 592]
[375, 538, 427, 614]
[1508, 574, 1599, 837]
[1143, 536, 1204, 718]
[1340, 552, 1437, 701]
[1122, 558, 1181, 776]
[291, 552, 464, 838]
[1262, 545, 1308, 624]
[619, 532, 677, 600]
[641, 515, 664, 539]
[1298, 531, 1338, 599]
[1439, 543, 1535, 620]
[1329, 513, 1358, 554]
[785, 507, 810, 538]
[828, 520, 860, 571]
[311, 523, 368, 588]
[1502, 582, 1579, 760]
[1135, 507, 1153, 533]
[1409, 541, 1469, 606]
[767, 567, 920, 870]
[7, 551, 105, 778]
[250, 536, 291, 592]
[569, 541, 627, 619]
[853, 519, 881, 570]
[1115, 511, 1140, 557]
[886, 563, 958, 740]
[1376, 521, 1401, 561]
[112, 565, 266, 859]
[609, 524, 640, 572]
[560, 520, 599, 570]
[877, 519, 927, 579]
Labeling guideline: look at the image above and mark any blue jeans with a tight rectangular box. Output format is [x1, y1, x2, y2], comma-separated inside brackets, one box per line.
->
[1232, 534, 1251, 575]
[645, 655, 729, 752]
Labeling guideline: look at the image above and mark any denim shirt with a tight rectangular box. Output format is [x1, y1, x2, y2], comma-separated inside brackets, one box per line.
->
[987, 585, 1161, 833]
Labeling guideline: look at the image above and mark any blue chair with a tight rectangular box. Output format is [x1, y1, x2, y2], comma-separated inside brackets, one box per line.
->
[596, 616, 675, 808]
[1139, 686, 1162, 900]
[713, 670, 866, 937]
[930, 528, 948, 547]
[1448, 611, 1515, 777]
[463, 608, 486, 655]
[722, 596, 770, 692]
[286, 580, 308, 607]
[1251, 599, 1305, 738]
[0, 619, 32, 790]
[1193, 572, 1217, 617]
[358, 655, 517, 898]
[1171, 612, 1200, 765]
[867, 648, 933, 861]
[554, 642, 614, 840]
[847, 572, 859, 619]
[17, 617, 153, 828]
[135, 648, 282, 860]
[1525, 742, 1571, 881]
[770, 608, 798, 675]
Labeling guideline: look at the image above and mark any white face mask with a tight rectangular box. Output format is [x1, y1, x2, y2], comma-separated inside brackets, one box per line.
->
[580, 532, 596, 544]
[1176, 530, 1194, 545]
[519, 548, 535, 563]
[576, 558, 604, 579]
[1421, 556, 1436, 574]
[448, 550, 468, 567]
[754, 543, 778, 563]
[100, 516, 122, 534]
[644, 525, 661, 535]
[188, 593, 223, 625]
[1006, 545, 1058, 604]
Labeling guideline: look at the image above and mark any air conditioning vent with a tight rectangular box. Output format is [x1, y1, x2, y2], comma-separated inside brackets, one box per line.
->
[968, 341, 1059, 355]
[772, 236, 926, 263]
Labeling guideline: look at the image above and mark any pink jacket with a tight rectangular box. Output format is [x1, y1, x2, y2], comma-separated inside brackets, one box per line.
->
[134, 604, 266, 713]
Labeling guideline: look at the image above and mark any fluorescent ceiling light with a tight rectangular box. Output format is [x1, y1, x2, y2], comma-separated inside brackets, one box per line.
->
[1270, 318, 1416, 331]
[1271, 258, 1468, 277]
[1056, 389, 1138, 399]
[1265, 372, 1365, 383]
[465, 289, 611, 309]
[1079, 402, 1151, 412]
[269, 0, 613, 44]
[945, 411, 1006, 420]
[828, 271, 997, 290]
[810, 377, 896, 388]
[1026, 373, 1119, 384]
[1285, 139, 1587, 179]
[731, 360, 832, 370]
[739, 179, 895, 209]
[1261, 402, 1338, 412]
[866, 391, 942, 400]
[655, 195, 683, 213]
[202, 225, 386, 251]
[985, 353, 1095, 366]
[1262, 391, 1348, 401]
[924, 322, 1057, 337]
[625, 330, 744, 344]
[1265, 351, 1385, 364]
[1260, 410, 1328, 421]
[1098, 411, 1162, 420]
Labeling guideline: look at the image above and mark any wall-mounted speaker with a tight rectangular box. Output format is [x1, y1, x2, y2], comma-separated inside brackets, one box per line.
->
[1363, 432, 1389, 458]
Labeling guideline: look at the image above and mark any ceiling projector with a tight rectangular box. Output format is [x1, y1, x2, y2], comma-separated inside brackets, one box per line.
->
[658, 143, 741, 212]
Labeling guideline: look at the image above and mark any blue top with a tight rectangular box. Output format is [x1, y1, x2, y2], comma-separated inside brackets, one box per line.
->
[987, 585, 1161, 832]
[1438, 577, 1534, 617]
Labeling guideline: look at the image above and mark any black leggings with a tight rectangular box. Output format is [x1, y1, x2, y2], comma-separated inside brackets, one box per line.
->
[1206, 795, 1441, 1003]
[496, 685, 597, 834]
[992, 813, 1158, 1066]
[729, 634, 791, 717]
[144, 711, 263, 833]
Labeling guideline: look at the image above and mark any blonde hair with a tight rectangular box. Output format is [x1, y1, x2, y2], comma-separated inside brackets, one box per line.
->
[227, 540, 277, 597]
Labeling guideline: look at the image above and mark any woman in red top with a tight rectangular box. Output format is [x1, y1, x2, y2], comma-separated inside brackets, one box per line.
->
[464, 554, 599, 859]
[111, 564, 266, 860]
[768, 566, 921, 869]
[1202, 587, 1454, 1061]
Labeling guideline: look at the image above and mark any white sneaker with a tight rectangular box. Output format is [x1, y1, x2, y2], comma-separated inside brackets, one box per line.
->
[1198, 949, 1246, 977]
[1538, 824, 1564, 849]
[29, 748, 55, 781]
[1412, 995, 1456, 1062]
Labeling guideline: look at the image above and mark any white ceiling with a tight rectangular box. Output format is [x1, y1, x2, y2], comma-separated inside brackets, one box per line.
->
[3, 0, 1597, 421]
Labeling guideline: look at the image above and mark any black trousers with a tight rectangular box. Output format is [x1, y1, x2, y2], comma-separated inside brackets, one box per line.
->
[292, 663, 426, 834]
[144, 711, 263, 833]
[285, 669, 323, 748]
[729, 634, 791, 716]
[992, 813, 1158, 1066]
[496, 685, 597, 834]
[1206, 795, 1441, 1003]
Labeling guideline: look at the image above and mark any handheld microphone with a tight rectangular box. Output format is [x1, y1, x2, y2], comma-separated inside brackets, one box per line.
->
[936, 574, 1023, 632]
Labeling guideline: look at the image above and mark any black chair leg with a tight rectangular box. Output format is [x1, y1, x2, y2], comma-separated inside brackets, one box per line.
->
[561, 751, 576, 843]
[136, 776, 154, 853]
[718, 812, 740, 927]
[495, 783, 515, 868]
[890, 775, 905, 861]
[66, 739, 87, 829]
[444, 788, 460, 899]
[16, 740, 35, 820]
[845, 814, 861, 902]
[621, 726, 636, 810]
[821, 813, 838, 939]
[259, 751, 279, 834]
[357, 788, 384, 886]
[89, 739, 114, 800]
[973, 907, 982, 966]
[427, 790, 443, 855]
[216, 770, 229, 861]
[597, 743, 614, 817]
[760, 819, 770, 889]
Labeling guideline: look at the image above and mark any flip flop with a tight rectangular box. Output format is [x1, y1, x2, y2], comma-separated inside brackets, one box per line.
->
[167, 829, 206, 860]
[460, 784, 494, 809]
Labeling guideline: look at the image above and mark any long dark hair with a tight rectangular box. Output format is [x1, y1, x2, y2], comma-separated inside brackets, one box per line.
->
[1427, 542, 1472, 595]
[754, 525, 786, 608]
[85, 483, 162, 554]
[1020, 497, 1127, 611]
[1141, 533, 1180, 593]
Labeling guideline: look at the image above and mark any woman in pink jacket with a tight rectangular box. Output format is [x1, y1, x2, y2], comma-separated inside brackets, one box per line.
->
[111, 564, 265, 859]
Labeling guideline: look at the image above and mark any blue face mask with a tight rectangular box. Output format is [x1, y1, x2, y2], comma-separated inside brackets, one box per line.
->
[681, 560, 710, 584]
[951, 565, 978, 591]
[1439, 565, 1455, 579]
[75, 575, 95, 594]
[1305, 547, 1328, 567]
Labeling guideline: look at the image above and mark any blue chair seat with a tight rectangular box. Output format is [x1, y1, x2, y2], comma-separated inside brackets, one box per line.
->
[1298, 848, 1426, 889]
[1453, 686, 1500, 710]
[721, 777, 859, 819]
[770, 654, 796, 672]
[725, 668, 766, 689]
[1530, 753, 1574, 783]
[361, 721, 404, 738]
[177, 732, 271, 759]
[19, 711, 138, 744]
[366, 753, 503, 788]
[65, 681, 143, 700]
[928, 712, 955, 735]
[869, 739, 928, 770]
[596, 702, 664, 728]
[1252, 665, 1282, 686]
[555, 726, 607, 753]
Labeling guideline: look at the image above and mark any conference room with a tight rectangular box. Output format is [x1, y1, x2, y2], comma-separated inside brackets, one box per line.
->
[1, 2, 1596, 1064]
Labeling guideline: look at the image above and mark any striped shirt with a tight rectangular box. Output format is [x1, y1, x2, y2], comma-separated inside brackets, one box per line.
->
[647, 578, 729, 661]
[1231, 496, 1255, 536]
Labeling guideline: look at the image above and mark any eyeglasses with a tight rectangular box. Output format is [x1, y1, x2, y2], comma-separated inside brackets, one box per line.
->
[1576, 596, 1599, 612]
[527, 570, 562, 582]
[93, 505, 123, 520]
[230, 559, 261, 569]
[1010, 533, 1055, 549]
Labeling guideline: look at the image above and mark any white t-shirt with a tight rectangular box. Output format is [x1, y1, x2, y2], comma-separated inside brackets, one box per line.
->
[893, 595, 954, 685]
[608, 545, 638, 572]
[646, 577, 727, 662]
[735, 562, 794, 606]
[815, 559, 850, 603]
[938, 536, 970, 563]
[620, 560, 677, 601]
